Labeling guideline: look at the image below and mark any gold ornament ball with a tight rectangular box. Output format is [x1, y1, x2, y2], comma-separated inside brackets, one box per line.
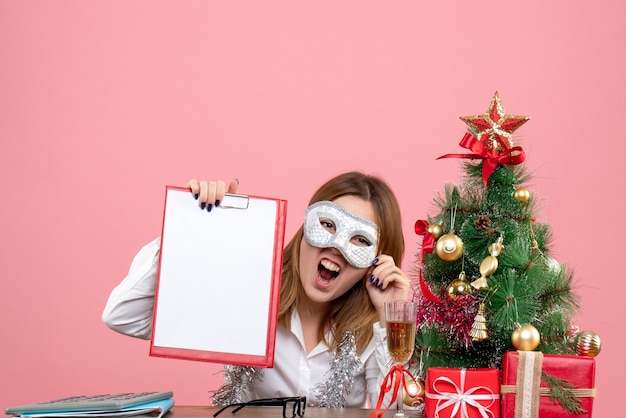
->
[575, 331, 602, 357]
[435, 233, 464, 261]
[514, 187, 531, 203]
[447, 278, 472, 299]
[403, 378, 425, 407]
[427, 223, 443, 240]
[511, 324, 541, 351]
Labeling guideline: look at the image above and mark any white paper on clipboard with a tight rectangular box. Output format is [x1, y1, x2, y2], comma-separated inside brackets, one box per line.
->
[150, 186, 287, 368]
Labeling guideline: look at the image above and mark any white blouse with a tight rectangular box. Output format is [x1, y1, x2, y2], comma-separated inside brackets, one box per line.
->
[102, 238, 393, 408]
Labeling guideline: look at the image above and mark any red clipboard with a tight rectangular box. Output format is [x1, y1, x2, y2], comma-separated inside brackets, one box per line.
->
[150, 186, 287, 367]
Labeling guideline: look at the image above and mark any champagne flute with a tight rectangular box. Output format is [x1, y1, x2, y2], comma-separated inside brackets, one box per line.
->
[385, 301, 417, 418]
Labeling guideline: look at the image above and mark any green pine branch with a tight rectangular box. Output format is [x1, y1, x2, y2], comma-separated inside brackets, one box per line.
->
[541, 372, 587, 415]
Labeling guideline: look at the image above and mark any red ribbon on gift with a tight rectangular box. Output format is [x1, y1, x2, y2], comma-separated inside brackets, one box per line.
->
[426, 368, 500, 418]
[369, 365, 418, 418]
[415, 220, 442, 303]
[437, 133, 526, 186]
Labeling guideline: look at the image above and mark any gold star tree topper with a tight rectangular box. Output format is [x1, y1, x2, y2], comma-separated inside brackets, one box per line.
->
[460, 91, 530, 153]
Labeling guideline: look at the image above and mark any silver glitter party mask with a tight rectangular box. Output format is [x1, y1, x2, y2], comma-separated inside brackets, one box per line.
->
[303, 200, 379, 268]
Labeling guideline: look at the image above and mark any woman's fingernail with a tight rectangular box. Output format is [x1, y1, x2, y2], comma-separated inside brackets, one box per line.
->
[379, 283, 384, 289]
[194, 194, 199, 200]
[371, 258, 379, 265]
[374, 278, 379, 286]
[201, 202, 206, 210]
[369, 275, 375, 283]
[235, 178, 240, 185]
[207, 204, 213, 212]
[215, 199, 220, 207]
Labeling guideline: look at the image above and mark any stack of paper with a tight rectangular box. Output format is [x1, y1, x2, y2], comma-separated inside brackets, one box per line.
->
[5, 392, 175, 418]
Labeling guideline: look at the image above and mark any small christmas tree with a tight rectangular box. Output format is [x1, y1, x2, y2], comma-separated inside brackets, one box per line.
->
[412, 92, 583, 374]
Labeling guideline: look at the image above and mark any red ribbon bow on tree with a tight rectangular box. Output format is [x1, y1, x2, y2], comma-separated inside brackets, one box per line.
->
[437, 133, 526, 185]
[414, 220, 442, 304]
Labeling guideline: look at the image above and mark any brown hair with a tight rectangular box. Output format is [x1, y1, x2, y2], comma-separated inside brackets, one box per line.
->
[277, 171, 404, 354]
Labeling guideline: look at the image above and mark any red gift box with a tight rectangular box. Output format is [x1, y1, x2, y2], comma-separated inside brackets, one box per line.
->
[425, 367, 500, 418]
[501, 351, 596, 418]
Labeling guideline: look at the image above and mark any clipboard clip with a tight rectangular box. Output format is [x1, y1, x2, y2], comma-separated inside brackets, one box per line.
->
[220, 193, 250, 210]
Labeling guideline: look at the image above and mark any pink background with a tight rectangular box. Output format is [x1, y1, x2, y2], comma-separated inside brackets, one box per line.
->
[1, 1, 623, 416]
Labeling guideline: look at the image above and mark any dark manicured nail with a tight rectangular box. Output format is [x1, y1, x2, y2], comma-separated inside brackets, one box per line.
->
[371, 258, 379, 265]
[374, 278, 379, 285]
[379, 283, 384, 289]
[201, 202, 206, 210]
[194, 194, 199, 200]
[207, 204, 213, 212]
[215, 199, 220, 207]
[369, 275, 375, 283]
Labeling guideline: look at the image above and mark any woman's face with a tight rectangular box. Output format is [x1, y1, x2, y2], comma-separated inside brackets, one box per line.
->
[299, 195, 377, 306]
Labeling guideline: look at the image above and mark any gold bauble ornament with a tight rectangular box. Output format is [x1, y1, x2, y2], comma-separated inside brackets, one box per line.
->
[427, 223, 443, 240]
[514, 187, 530, 203]
[435, 233, 464, 261]
[575, 331, 602, 358]
[447, 272, 472, 299]
[402, 378, 425, 407]
[511, 324, 541, 351]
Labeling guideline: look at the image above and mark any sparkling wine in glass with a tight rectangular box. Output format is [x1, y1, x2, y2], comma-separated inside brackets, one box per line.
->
[385, 301, 417, 418]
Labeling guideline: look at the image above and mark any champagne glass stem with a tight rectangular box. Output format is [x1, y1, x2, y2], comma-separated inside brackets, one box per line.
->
[396, 376, 404, 416]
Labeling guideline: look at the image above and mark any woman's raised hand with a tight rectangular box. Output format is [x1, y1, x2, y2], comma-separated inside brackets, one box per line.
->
[365, 254, 410, 325]
[185, 178, 240, 211]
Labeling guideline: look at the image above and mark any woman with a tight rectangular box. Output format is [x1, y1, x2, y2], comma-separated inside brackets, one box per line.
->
[102, 171, 409, 408]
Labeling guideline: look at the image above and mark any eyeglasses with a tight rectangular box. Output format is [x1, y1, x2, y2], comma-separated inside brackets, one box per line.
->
[213, 396, 306, 418]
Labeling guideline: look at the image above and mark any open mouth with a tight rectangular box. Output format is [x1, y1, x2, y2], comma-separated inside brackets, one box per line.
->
[318, 259, 341, 281]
